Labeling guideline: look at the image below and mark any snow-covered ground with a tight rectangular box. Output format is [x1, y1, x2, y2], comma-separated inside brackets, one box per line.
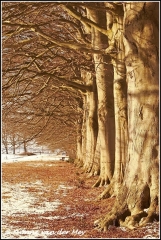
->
[1, 154, 159, 239]
[1, 154, 85, 239]
[2, 180, 86, 239]
[1, 153, 69, 163]
[2, 181, 76, 239]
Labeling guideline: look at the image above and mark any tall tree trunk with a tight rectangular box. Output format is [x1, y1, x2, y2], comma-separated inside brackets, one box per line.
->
[2, 127, 9, 154]
[12, 143, 16, 154]
[75, 115, 83, 167]
[23, 140, 27, 153]
[11, 135, 16, 154]
[123, 2, 159, 226]
[94, 2, 159, 230]
[82, 71, 98, 173]
[98, 5, 128, 198]
[5, 145, 9, 154]
[81, 94, 88, 166]
[90, 131, 101, 176]
[88, 7, 115, 187]
[2, 139, 9, 154]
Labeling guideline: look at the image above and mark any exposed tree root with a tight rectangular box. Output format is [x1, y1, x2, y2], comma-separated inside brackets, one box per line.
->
[94, 182, 159, 231]
[85, 167, 100, 178]
[92, 176, 110, 187]
[139, 197, 159, 227]
[90, 166, 100, 177]
[93, 178, 121, 200]
[92, 177, 101, 187]
[74, 159, 83, 168]
[82, 163, 93, 174]
[94, 201, 129, 231]
[119, 211, 147, 230]
[94, 197, 159, 231]
[96, 183, 114, 200]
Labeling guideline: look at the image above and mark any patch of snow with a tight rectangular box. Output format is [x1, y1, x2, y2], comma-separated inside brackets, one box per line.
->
[58, 184, 73, 189]
[55, 184, 73, 197]
[2, 177, 85, 239]
[2, 182, 62, 218]
[39, 212, 87, 220]
[2, 155, 89, 239]
[144, 208, 149, 212]
[119, 226, 127, 231]
[70, 212, 86, 217]
[143, 235, 158, 239]
[1, 153, 69, 163]
[65, 205, 71, 211]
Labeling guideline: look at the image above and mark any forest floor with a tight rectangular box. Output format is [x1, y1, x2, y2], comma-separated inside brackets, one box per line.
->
[2, 160, 160, 239]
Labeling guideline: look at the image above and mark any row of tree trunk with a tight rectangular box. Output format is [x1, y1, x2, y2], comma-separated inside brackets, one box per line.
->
[75, 2, 159, 230]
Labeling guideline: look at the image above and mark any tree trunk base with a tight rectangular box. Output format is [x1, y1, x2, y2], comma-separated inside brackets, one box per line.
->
[92, 176, 110, 187]
[96, 182, 114, 200]
[94, 196, 159, 231]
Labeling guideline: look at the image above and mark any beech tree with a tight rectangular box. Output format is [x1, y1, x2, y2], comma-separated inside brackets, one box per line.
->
[94, 2, 159, 230]
[2, 1, 159, 231]
[2, 123, 9, 154]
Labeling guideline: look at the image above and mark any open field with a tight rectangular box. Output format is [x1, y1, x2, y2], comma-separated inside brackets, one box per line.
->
[2, 159, 159, 239]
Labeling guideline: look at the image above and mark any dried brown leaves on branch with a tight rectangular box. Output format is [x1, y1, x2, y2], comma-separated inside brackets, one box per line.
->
[2, 2, 90, 154]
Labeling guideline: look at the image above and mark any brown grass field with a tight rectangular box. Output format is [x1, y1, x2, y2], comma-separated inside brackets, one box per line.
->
[2, 160, 159, 239]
